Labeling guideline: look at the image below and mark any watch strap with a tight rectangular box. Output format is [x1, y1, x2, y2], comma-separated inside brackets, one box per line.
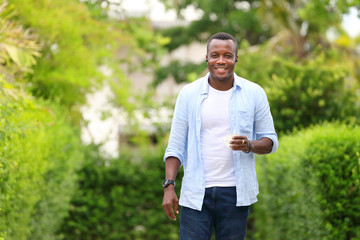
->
[162, 179, 175, 188]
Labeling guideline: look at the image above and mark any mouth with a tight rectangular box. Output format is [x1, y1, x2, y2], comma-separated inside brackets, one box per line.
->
[215, 66, 227, 73]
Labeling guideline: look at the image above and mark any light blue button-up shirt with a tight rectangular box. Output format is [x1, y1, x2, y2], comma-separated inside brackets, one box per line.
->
[164, 73, 278, 210]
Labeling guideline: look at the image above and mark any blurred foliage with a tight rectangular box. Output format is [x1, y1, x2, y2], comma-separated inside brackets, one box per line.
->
[59, 144, 183, 240]
[257, 0, 358, 58]
[158, 0, 271, 51]
[0, 0, 169, 239]
[80, 0, 116, 20]
[158, 0, 359, 54]
[154, 60, 206, 85]
[252, 123, 360, 240]
[6, 0, 169, 124]
[265, 56, 359, 134]
[0, 1, 41, 78]
[7, 0, 114, 113]
[0, 76, 84, 240]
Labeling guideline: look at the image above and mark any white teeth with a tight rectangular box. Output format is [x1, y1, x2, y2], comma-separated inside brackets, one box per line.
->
[217, 68, 225, 71]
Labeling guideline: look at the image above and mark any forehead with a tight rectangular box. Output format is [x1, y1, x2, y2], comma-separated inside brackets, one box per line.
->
[208, 39, 237, 54]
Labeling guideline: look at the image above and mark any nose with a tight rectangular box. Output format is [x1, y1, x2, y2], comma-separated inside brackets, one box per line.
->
[217, 55, 225, 64]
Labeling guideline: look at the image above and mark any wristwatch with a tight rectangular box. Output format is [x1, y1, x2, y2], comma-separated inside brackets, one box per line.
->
[162, 179, 175, 188]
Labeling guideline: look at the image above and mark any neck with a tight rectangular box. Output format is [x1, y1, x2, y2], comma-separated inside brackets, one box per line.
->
[208, 77, 234, 91]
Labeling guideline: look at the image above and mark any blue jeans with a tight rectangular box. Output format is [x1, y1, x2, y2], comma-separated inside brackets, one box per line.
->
[180, 187, 250, 240]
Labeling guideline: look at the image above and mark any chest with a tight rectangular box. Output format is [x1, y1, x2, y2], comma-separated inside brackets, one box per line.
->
[201, 89, 231, 128]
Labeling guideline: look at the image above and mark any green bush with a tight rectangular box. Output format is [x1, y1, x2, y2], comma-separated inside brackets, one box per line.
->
[252, 123, 360, 240]
[0, 80, 84, 240]
[265, 58, 359, 134]
[59, 145, 182, 240]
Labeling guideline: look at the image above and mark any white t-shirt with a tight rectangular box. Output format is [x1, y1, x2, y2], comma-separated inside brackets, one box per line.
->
[201, 85, 236, 188]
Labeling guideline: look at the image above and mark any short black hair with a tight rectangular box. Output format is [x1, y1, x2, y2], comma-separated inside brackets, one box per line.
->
[207, 32, 238, 56]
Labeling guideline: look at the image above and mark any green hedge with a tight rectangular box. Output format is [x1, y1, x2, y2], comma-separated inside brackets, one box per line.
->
[252, 123, 360, 240]
[0, 81, 84, 240]
[265, 58, 359, 134]
[59, 145, 182, 240]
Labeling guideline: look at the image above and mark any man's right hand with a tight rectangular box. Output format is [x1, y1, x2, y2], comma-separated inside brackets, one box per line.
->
[162, 185, 179, 221]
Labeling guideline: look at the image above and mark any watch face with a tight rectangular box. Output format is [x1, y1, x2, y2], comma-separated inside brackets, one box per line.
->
[162, 179, 175, 187]
[162, 179, 168, 187]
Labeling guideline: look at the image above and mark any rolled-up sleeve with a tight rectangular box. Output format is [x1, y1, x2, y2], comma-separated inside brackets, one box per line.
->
[254, 87, 279, 154]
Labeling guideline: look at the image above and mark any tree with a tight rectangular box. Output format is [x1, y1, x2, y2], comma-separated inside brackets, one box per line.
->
[158, 0, 272, 51]
[6, 0, 168, 124]
[0, 1, 41, 79]
[257, 0, 360, 58]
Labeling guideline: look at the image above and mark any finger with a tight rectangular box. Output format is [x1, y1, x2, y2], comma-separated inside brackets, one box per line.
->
[231, 136, 246, 142]
[167, 205, 176, 220]
[231, 135, 243, 139]
[163, 201, 174, 220]
[241, 138, 247, 145]
[230, 140, 246, 147]
[230, 144, 241, 150]
[174, 199, 179, 215]
[163, 201, 176, 220]
[230, 142, 246, 150]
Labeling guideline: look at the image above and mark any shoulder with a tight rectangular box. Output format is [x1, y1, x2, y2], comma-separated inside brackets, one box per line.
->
[178, 74, 208, 96]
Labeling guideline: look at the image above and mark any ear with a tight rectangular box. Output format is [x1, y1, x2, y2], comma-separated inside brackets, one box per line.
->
[206, 55, 208, 63]
[235, 57, 238, 63]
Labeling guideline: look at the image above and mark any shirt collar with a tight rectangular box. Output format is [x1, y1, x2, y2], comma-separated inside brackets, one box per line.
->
[200, 72, 243, 94]
[233, 73, 243, 89]
[199, 73, 210, 94]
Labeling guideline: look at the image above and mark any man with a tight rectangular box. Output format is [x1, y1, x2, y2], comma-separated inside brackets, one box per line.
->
[162, 32, 278, 240]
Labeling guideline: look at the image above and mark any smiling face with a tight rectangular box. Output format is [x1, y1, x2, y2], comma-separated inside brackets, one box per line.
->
[206, 39, 238, 90]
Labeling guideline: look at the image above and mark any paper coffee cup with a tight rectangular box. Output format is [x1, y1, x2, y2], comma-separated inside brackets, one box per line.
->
[223, 134, 241, 148]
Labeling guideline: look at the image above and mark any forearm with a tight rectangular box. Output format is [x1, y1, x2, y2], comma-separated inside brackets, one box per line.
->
[250, 137, 273, 154]
[165, 157, 181, 181]
[163, 157, 181, 221]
